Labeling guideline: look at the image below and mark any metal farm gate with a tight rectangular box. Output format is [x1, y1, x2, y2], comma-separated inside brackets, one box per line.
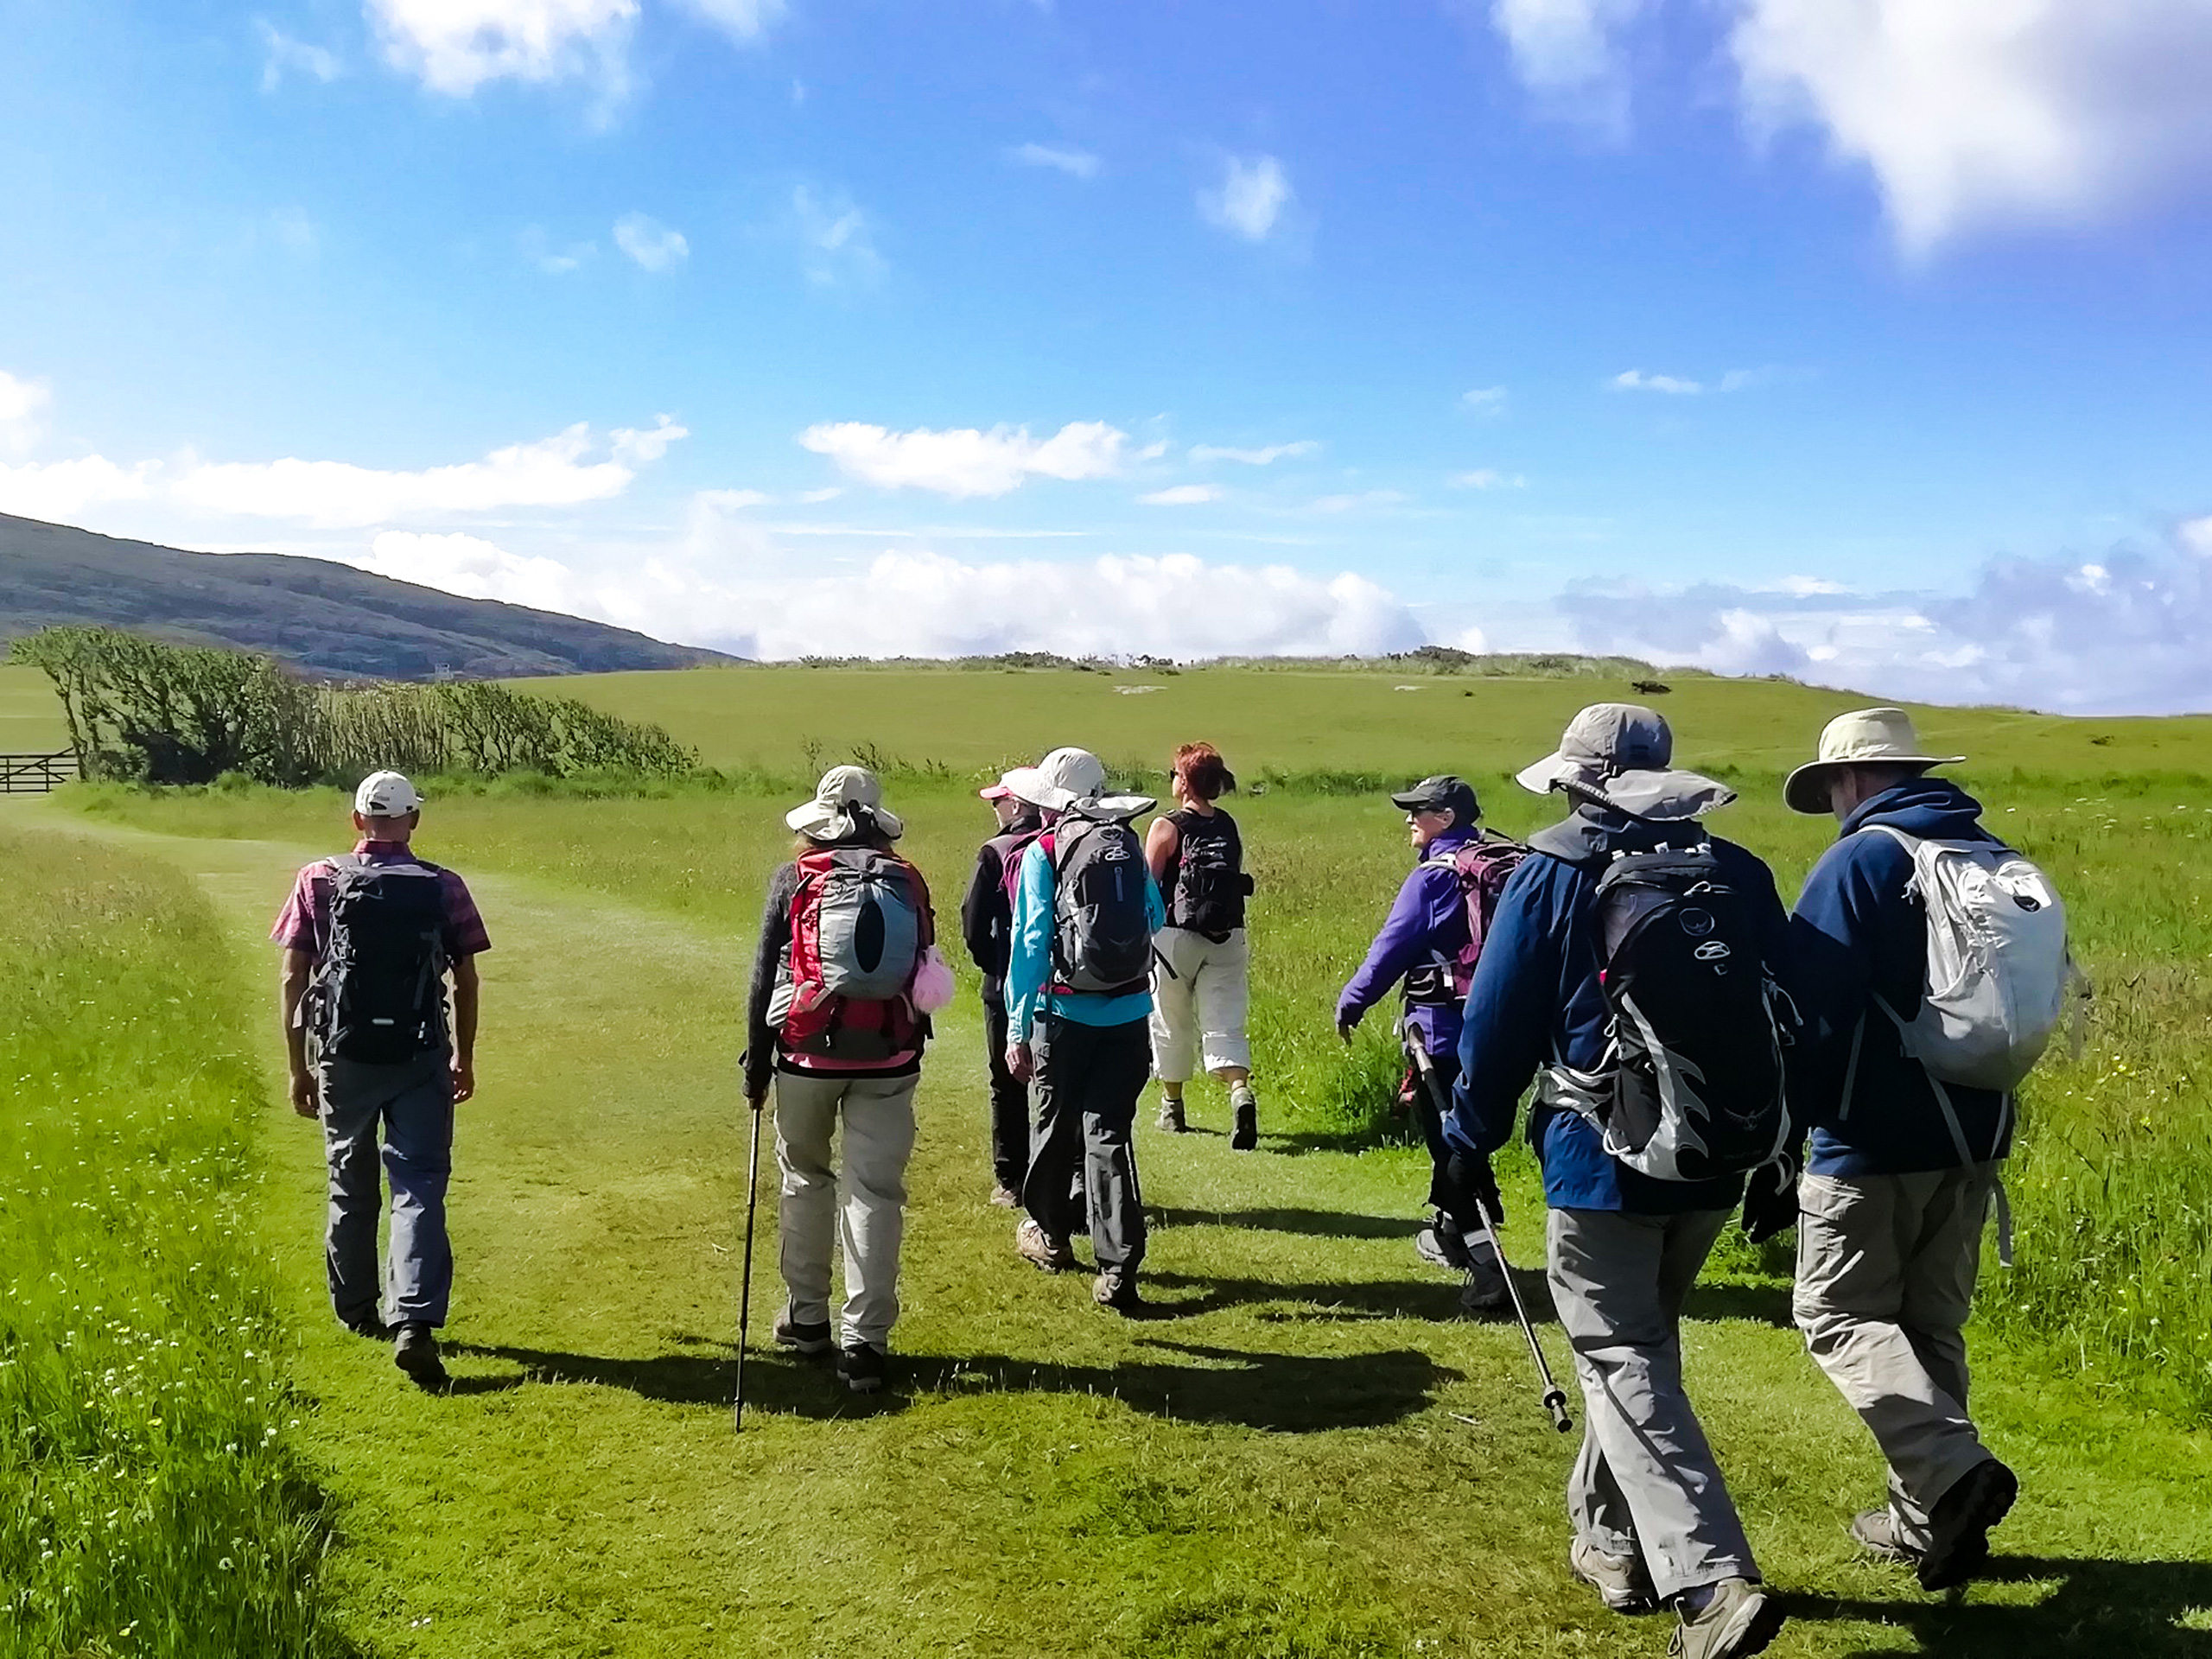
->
[0, 753, 79, 794]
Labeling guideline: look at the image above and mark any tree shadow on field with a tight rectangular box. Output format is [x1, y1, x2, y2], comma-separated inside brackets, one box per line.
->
[1149, 1205, 1424, 1241]
[1784, 1555, 2212, 1656]
[442, 1335, 1451, 1432]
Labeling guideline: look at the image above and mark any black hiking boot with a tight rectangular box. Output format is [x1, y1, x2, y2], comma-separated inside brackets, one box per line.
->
[1229, 1087, 1258, 1151]
[340, 1309, 390, 1341]
[1156, 1096, 1187, 1133]
[836, 1343, 888, 1394]
[773, 1308, 833, 1356]
[392, 1323, 448, 1390]
[1918, 1459, 2017, 1591]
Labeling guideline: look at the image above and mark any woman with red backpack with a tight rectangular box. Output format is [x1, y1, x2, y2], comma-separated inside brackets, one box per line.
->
[741, 766, 950, 1394]
[1145, 742, 1260, 1149]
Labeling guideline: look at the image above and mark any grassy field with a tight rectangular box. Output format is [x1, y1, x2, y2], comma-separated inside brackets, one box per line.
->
[6, 661, 2212, 1656]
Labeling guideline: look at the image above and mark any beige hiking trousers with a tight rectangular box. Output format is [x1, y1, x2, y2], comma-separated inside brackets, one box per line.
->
[1147, 925, 1251, 1081]
[1793, 1162, 2001, 1548]
[772, 1070, 919, 1351]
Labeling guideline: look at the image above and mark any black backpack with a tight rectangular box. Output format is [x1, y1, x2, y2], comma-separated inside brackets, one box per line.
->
[314, 857, 450, 1064]
[1167, 809, 1252, 940]
[1551, 843, 1790, 1181]
[1050, 817, 1155, 995]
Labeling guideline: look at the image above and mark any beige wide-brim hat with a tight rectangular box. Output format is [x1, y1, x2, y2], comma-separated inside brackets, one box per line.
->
[1784, 707, 1965, 815]
[785, 763, 906, 841]
[1001, 746, 1155, 820]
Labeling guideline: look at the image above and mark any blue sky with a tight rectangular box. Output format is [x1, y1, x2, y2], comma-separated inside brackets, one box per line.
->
[5, 0, 2212, 710]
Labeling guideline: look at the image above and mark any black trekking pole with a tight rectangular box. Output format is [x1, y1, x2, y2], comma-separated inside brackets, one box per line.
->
[1403, 1038, 1573, 1435]
[733, 1095, 766, 1433]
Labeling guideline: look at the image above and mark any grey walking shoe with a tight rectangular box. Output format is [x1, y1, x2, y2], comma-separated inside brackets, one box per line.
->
[1669, 1579, 1783, 1659]
[1229, 1087, 1258, 1151]
[1918, 1458, 2017, 1591]
[772, 1307, 833, 1356]
[836, 1343, 887, 1394]
[1093, 1269, 1143, 1314]
[1849, 1507, 1921, 1565]
[1156, 1096, 1187, 1133]
[392, 1322, 448, 1390]
[1015, 1217, 1077, 1273]
[1415, 1216, 1474, 1272]
[1570, 1536, 1658, 1615]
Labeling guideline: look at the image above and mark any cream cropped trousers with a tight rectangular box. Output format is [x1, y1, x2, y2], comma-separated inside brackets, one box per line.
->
[1148, 925, 1251, 1082]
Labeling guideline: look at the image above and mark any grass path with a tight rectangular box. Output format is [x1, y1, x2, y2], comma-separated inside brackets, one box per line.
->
[16, 799, 2212, 1658]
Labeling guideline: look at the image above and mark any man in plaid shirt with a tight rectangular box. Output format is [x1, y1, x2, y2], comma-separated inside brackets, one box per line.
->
[273, 771, 489, 1389]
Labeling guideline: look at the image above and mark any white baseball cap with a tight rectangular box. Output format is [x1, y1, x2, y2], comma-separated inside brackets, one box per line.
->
[354, 771, 424, 817]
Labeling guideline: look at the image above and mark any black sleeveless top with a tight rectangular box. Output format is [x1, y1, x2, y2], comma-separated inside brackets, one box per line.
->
[1166, 806, 1246, 938]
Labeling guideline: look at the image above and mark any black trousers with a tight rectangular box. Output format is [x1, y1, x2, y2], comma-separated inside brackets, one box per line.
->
[1022, 1014, 1150, 1273]
[982, 994, 1029, 1189]
[1410, 1044, 1472, 1226]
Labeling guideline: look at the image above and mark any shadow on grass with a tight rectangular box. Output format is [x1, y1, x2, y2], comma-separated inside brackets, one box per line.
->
[1149, 1205, 1424, 1241]
[1681, 1281, 1795, 1329]
[445, 1335, 1452, 1432]
[1786, 1554, 2212, 1656]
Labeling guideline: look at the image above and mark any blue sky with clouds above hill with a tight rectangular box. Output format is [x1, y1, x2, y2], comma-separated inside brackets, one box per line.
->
[4, 0, 2212, 709]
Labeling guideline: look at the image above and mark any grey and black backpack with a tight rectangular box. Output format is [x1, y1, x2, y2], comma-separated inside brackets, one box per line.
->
[1049, 817, 1154, 994]
[314, 856, 449, 1065]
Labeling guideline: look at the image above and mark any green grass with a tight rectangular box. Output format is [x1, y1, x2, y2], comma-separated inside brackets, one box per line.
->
[0, 826, 350, 1658]
[9, 660, 2212, 1656]
[0, 664, 69, 753]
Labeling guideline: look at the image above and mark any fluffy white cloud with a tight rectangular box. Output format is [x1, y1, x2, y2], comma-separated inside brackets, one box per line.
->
[790, 185, 885, 285]
[257, 22, 342, 91]
[0, 456, 157, 524]
[356, 531, 583, 613]
[1611, 368, 1704, 394]
[368, 0, 638, 96]
[0, 370, 51, 454]
[798, 421, 1130, 499]
[1010, 143, 1100, 179]
[1461, 385, 1509, 415]
[669, 0, 785, 42]
[1200, 155, 1294, 242]
[1189, 441, 1317, 466]
[613, 213, 688, 271]
[1491, 0, 1645, 89]
[169, 422, 674, 527]
[1139, 485, 1222, 506]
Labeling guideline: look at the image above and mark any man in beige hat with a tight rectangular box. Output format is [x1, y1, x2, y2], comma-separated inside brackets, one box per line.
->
[1783, 708, 2019, 1590]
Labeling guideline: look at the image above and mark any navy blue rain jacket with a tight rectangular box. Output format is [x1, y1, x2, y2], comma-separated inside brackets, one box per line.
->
[1787, 776, 2013, 1178]
[1444, 805, 1788, 1214]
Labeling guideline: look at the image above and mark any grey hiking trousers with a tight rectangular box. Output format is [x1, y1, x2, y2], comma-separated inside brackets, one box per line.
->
[318, 1049, 455, 1329]
[1793, 1162, 2002, 1549]
[1548, 1206, 1759, 1600]
[1023, 1014, 1150, 1274]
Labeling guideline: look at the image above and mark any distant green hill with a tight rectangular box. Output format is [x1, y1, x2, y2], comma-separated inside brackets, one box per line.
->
[0, 512, 736, 680]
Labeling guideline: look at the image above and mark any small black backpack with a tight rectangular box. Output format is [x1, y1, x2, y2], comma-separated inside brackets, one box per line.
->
[1549, 842, 1790, 1181]
[1168, 809, 1252, 940]
[315, 857, 450, 1065]
[1050, 817, 1155, 994]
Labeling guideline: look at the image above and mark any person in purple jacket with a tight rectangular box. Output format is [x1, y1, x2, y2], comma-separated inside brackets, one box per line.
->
[1334, 774, 1507, 1307]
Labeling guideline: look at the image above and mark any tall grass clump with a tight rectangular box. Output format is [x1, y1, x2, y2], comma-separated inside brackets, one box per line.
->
[0, 829, 350, 1657]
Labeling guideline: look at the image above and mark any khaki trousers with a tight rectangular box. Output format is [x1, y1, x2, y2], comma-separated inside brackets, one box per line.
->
[773, 1070, 919, 1351]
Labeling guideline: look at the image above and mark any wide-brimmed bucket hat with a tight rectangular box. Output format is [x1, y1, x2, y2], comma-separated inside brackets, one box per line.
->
[785, 764, 906, 841]
[1784, 708, 1964, 815]
[1516, 702, 1735, 821]
[1000, 747, 1155, 820]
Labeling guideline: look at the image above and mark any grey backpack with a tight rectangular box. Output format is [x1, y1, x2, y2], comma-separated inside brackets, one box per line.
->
[1050, 817, 1154, 993]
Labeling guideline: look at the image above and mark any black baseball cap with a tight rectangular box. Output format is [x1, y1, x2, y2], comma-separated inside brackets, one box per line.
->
[1389, 774, 1479, 822]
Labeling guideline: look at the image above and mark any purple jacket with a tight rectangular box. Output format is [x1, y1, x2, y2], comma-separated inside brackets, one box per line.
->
[1336, 827, 1475, 1055]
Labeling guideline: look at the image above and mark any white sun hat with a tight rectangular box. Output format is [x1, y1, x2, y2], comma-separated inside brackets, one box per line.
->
[354, 771, 424, 817]
[1784, 708, 1965, 815]
[785, 764, 906, 841]
[999, 747, 1155, 820]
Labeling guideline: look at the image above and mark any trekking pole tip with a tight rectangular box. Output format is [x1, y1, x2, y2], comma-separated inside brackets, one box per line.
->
[1544, 1389, 1573, 1433]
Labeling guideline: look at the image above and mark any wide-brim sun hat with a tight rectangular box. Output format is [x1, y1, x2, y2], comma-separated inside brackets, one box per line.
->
[785, 763, 906, 841]
[1516, 702, 1736, 821]
[1001, 746, 1156, 820]
[1784, 707, 1964, 815]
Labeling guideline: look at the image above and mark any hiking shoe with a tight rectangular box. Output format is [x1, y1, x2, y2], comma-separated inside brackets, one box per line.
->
[988, 1183, 1023, 1209]
[340, 1312, 390, 1340]
[1849, 1508, 1921, 1566]
[1570, 1536, 1658, 1615]
[392, 1323, 448, 1390]
[1917, 1458, 2018, 1591]
[1460, 1245, 1512, 1316]
[1229, 1088, 1258, 1151]
[835, 1343, 887, 1394]
[772, 1308, 833, 1356]
[1415, 1217, 1475, 1273]
[1093, 1270, 1143, 1314]
[1156, 1097, 1187, 1133]
[1015, 1217, 1077, 1273]
[1669, 1579, 1783, 1659]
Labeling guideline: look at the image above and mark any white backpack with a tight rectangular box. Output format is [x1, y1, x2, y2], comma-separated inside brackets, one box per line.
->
[1865, 825, 2074, 1095]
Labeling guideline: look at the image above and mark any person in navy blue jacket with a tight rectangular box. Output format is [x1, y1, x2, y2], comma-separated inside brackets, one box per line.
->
[1334, 775, 1506, 1305]
[1446, 705, 1787, 1659]
[1783, 708, 2020, 1592]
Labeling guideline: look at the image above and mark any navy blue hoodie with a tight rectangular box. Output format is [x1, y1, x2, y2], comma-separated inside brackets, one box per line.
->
[1445, 804, 1789, 1214]
[1787, 776, 2014, 1178]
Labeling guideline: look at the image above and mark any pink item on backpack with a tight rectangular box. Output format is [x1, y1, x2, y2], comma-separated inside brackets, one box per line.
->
[911, 944, 957, 1014]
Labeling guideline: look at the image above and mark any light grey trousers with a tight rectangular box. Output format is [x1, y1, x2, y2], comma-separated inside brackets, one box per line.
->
[1793, 1162, 2000, 1548]
[318, 1049, 454, 1329]
[1548, 1206, 1758, 1600]
[773, 1070, 920, 1351]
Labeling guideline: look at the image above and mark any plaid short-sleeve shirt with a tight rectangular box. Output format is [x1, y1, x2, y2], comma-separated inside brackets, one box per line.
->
[270, 840, 491, 962]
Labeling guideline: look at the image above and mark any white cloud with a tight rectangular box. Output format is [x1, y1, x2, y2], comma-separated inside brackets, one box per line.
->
[0, 370, 52, 454]
[1449, 468, 1527, 489]
[1199, 155, 1294, 243]
[168, 422, 676, 528]
[0, 456, 158, 524]
[611, 416, 688, 464]
[356, 531, 582, 613]
[1489, 0, 1649, 130]
[798, 421, 1130, 499]
[367, 0, 636, 97]
[613, 213, 688, 271]
[790, 186, 885, 285]
[257, 21, 342, 91]
[1611, 368, 1704, 394]
[1310, 489, 1409, 513]
[1461, 385, 1509, 415]
[1189, 441, 1317, 466]
[1010, 143, 1100, 179]
[1140, 485, 1223, 506]
[668, 0, 785, 43]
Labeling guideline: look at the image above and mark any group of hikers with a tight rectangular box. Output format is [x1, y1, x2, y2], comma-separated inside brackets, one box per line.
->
[275, 699, 2077, 1659]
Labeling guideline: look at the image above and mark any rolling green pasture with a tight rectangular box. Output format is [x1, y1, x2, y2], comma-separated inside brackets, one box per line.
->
[7, 662, 2212, 1656]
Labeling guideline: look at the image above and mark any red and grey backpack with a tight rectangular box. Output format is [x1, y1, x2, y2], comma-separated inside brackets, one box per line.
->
[779, 848, 934, 1061]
